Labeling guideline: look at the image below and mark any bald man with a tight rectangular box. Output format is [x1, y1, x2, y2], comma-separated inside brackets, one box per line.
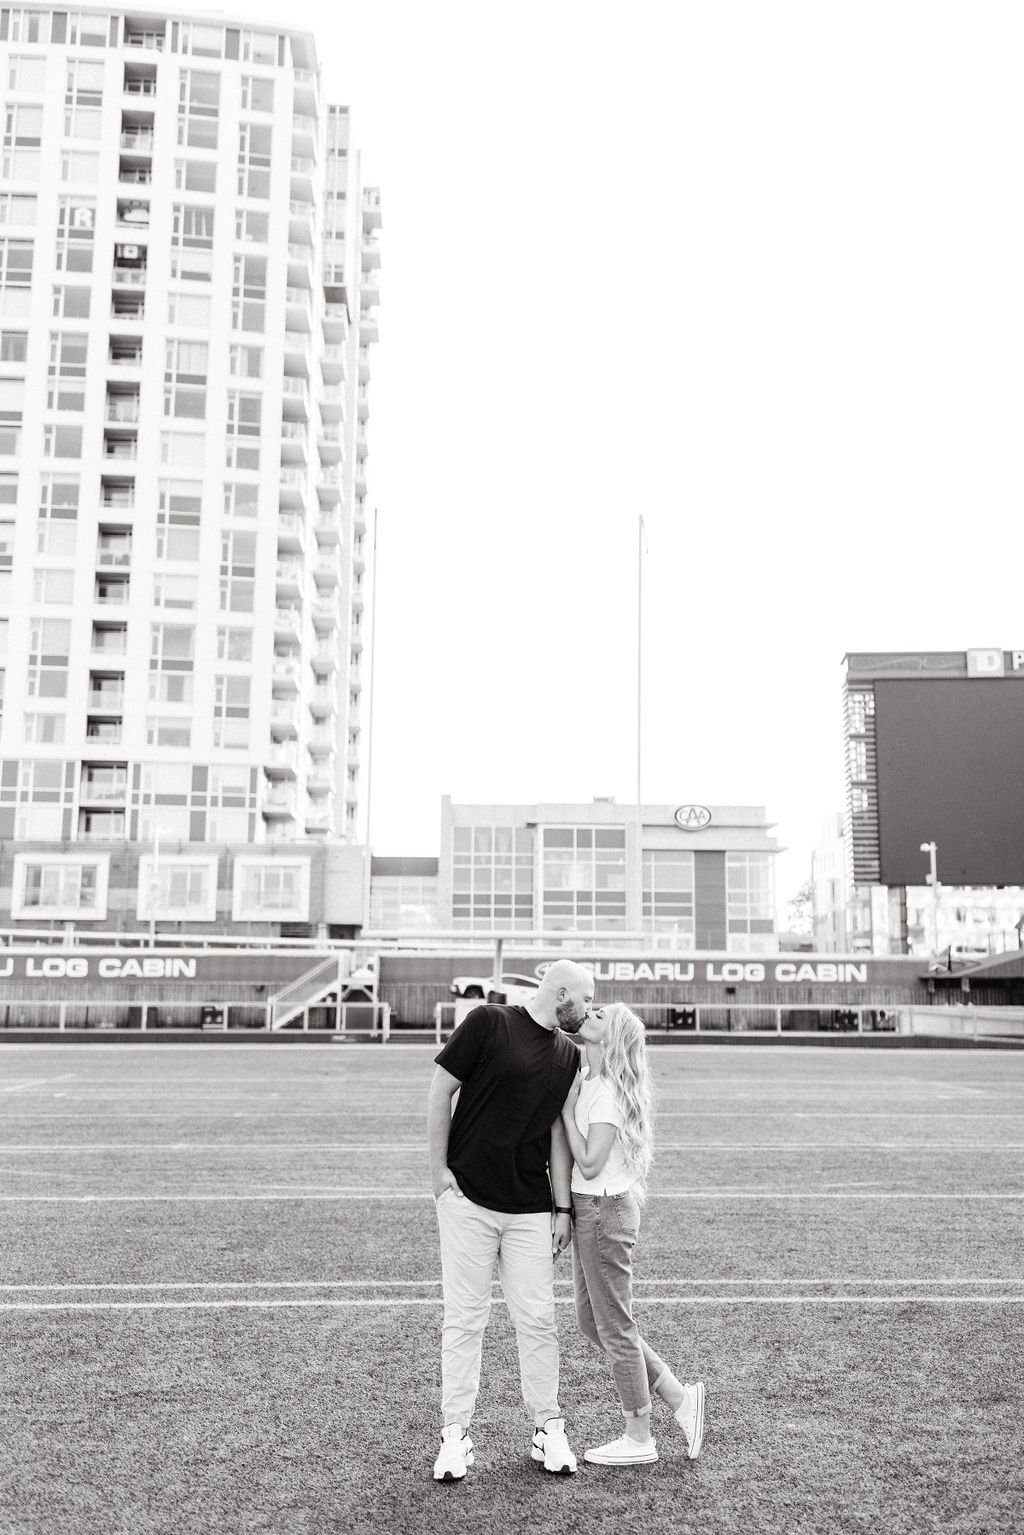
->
[428, 960, 595, 1483]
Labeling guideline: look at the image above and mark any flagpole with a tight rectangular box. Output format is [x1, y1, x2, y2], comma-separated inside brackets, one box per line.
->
[636, 515, 647, 936]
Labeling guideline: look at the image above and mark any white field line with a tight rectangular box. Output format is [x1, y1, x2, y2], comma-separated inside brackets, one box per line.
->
[1, 1142, 1021, 1153]
[2, 1295, 1023, 1312]
[1, 1191, 1023, 1203]
[0, 1276, 1017, 1293]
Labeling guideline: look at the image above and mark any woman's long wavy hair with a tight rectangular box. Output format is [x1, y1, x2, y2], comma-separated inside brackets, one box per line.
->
[597, 1003, 653, 1198]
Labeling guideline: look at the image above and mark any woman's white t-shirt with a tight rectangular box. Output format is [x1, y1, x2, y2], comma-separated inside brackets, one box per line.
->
[570, 1065, 634, 1196]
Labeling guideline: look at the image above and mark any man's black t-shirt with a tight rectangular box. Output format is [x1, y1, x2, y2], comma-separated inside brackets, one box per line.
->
[434, 1004, 581, 1214]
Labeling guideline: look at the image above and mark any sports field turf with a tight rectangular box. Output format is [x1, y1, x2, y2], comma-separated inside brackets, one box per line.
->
[1, 1041, 1022, 1535]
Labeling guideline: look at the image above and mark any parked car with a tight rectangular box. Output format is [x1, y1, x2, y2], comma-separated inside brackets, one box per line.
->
[450, 971, 541, 1005]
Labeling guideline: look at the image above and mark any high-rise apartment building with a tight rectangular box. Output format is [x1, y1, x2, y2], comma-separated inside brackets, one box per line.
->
[0, 5, 379, 936]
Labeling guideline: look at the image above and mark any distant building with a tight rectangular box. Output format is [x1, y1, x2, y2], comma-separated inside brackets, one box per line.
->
[811, 812, 850, 952]
[435, 796, 779, 951]
[842, 650, 1024, 957]
[0, 6, 380, 940]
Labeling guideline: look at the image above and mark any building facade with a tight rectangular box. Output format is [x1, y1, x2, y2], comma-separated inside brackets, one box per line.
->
[428, 797, 779, 950]
[843, 650, 1024, 957]
[0, 5, 379, 936]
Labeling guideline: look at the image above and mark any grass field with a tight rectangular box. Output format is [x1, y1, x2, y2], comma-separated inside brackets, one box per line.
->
[1, 1041, 1022, 1535]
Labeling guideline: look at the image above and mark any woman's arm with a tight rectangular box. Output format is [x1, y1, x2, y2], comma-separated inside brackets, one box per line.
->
[560, 1102, 618, 1180]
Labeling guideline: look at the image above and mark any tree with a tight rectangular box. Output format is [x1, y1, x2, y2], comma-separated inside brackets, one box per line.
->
[783, 879, 815, 938]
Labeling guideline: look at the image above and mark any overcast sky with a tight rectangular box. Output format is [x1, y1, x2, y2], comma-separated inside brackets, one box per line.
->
[167, 2, 1024, 903]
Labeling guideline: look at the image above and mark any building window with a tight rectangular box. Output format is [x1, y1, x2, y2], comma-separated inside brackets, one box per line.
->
[174, 158, 217, 193]
[160, 430, 204, 469]
[167, 291, 211, 328]
[177, 69, 219, 149]
[0, 192, 36, 224]
[24, 712, 65, 743]
[2, 102, 42, 179]
[451, 824, 535, 932]
[12, 853, 108, 919]
[33, 567, 75, 604]
[225, 390, 261, 469]
[232, 856, 310, 921]
[164, 338, 208, 416]
[60, 150, 99, 183]
[847, 690, 875, 735]
[146, 716, 191, 747]
[234, 208, 267, 244]
[169, 203, 214, 282]
[642, 850, 695, 947]
[231, 254, 265, 332]
[8, 55, 46, 92]
[156, 480, 201, 560]
[223, 482, 258, 518]
[217, 626, 252, 661]
[153, 572, 198, 611]
[149, 622, 194, 704]
[848, 739, 868, 781]
[47, 331, 88, 409]
[240, 74, 274, 112]
[52, 285, 91, 319]
[540, 825, 627, 933]
[27, 617, 70, 698]
[725, 852, 775, 953]
[137, 854, 218, 922]
[42, 423, 82, 458]
[213, 674, 250, 748]
[236, 121, 272, 199]
[219, 527, 256, 611]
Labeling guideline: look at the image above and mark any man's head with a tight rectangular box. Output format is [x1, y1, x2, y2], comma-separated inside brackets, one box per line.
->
[530, 959, 595, 1034]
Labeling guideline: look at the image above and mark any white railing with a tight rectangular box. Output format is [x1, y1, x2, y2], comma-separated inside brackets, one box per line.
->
[269, 955, 340, 1029]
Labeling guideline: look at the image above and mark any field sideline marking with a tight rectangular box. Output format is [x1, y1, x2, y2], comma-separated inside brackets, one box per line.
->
[1, 1294, 1022, 1312]
[2, 1141, 1021, 1153]
[1, 1276, 1017, 1293]
[1, 1191, 1023, 1203]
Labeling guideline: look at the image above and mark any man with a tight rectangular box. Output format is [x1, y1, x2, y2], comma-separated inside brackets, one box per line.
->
[427, 959, 595, 1482]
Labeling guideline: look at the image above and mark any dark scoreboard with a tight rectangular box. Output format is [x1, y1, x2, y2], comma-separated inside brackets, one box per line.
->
[874, 679, 1024, 886]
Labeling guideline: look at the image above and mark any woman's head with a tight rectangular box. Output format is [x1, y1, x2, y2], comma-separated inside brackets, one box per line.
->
[585, 1002, 653, 1191]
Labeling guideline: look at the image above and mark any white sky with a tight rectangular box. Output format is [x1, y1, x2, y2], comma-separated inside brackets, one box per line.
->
[166, 2, 1024, 905]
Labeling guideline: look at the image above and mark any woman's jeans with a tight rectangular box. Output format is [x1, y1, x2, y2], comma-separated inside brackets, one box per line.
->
[572, 1190, 670, 1419]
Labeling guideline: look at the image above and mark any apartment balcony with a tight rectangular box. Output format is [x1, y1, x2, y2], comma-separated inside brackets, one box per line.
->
[86, 719, 123, 742]
[281, 376, 309, 420]
[277, 511, 306, 554]
[308, 729, 336, 758]
[110, 295, 145, 323]
[321, 343, 347, 382]
[314, 553, 340, 589]
[274, 607, 302, 645]
[287, 244, 313, 289]
[323, 301, 347, 342]
[100, 479, 135, 509]
[124, 21, 166, 50]
[309, 685, 337, 719]
[123, 69, 157, 98]
[79, 776, 128, 805]
[292, 69, 320, 118]
[312, 605, 339, 639]
[271, 657, 302, 693]
[359, 307, 379, 345]
[289, 203, 315, 246]
[119, 128, 154, 154]
[361, 231, 381, 270]
[306, 766, 335, 794]
[279, 420, 308, 465]
[361, 268, 380, 307]
[118, 161, 152, 185]
[304, 809, 332, 835]
[94, 576, 130, 605]
[318, 426, 342, 463]
[285, 286, 312, 334]
[362, 188, 382, 230]
[108, 337, 143, 368]
[265, 744, 299, 779]
[96, 545, 132, 570]
[269, 701, 300, 740]
[116, 200, 150, 230]
[103, 433, 138, 461]
[356, 383, 370, 423]
[313, 508, 340, 545]
[262, 786, 297, 816]
[319, 384, 345, 421]
[317, 463, 342, 493]
[310, 642, 338, 676]
[279, 466, 308, 510]
[291, 113, 318, 159]
[358, 346, 371, 383]
[88, 688, 125, 713]
[105, 395, 140, 425]
[275, 560, 304, 601]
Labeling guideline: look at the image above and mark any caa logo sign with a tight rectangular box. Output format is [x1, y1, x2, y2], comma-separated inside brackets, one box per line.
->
[967, 648, 1005, 677]
[674, 804, 712, 830]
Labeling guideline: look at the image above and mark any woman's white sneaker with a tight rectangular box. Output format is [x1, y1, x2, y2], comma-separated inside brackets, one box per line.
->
[583, 1434, 658, 1466]
[433, 1424, 474, 1481]
[674, 1381, 706, 1458]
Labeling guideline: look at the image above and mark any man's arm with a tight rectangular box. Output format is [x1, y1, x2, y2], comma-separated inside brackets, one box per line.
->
[549, 1117, 573, 1255]
[427, 1064, 464, 1199]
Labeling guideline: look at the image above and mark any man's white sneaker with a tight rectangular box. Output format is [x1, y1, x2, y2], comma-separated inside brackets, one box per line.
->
[433, 1424, 474, 1482]
[530, 1417, 577, 1474]
[675, 1381, 706, 1459]
[583, 1434, 658, 1466]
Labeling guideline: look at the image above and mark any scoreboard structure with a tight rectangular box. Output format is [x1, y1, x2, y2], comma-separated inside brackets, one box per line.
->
[844, 649, 1024, 888]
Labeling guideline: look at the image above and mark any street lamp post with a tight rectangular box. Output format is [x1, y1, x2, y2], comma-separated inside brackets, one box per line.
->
[920, 841, 939, 957]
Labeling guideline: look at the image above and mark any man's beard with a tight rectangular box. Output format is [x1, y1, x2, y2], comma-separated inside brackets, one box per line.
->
[555, 999, 584, 1033]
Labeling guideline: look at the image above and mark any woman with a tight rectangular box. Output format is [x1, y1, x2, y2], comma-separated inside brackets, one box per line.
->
[560, 1002, 705, 1466]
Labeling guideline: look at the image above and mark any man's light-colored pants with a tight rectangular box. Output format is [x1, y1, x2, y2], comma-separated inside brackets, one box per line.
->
[435, 1188, 560, 1431]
